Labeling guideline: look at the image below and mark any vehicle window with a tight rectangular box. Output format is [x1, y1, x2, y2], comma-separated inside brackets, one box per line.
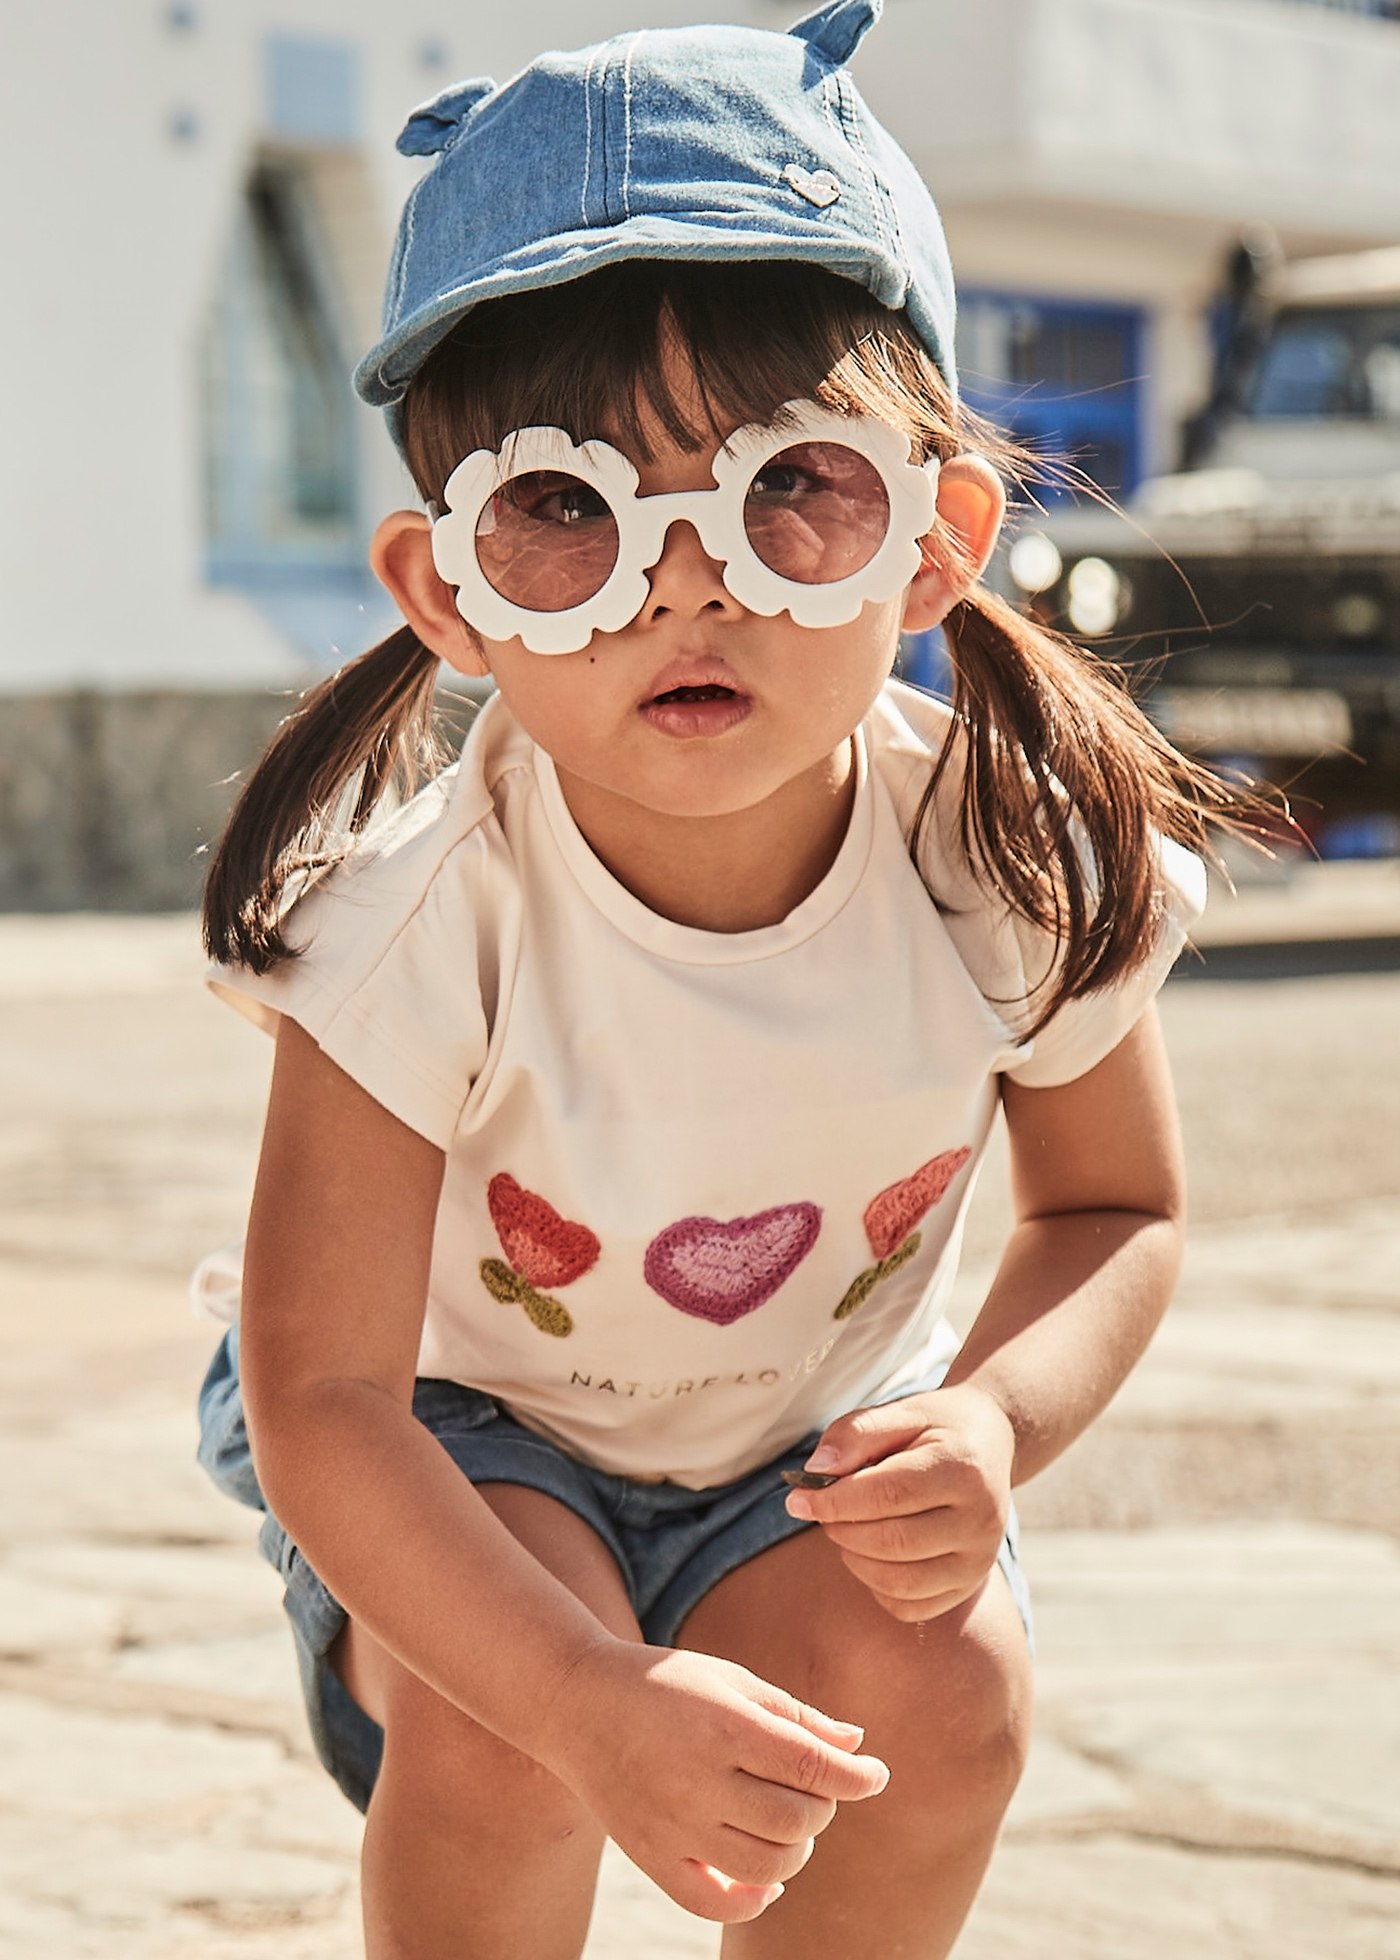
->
[1246, 304, 1400, 419]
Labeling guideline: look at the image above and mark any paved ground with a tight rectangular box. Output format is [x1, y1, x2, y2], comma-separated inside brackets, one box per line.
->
[2, 869, 1398, 1958]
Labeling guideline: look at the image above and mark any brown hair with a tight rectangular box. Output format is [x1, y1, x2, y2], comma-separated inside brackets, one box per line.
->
[203, 259, 1259, 1026]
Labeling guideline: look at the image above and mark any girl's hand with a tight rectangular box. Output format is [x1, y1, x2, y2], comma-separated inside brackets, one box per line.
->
[783, 1384, 1015, 1623]
[534, 1640, 890, 1923]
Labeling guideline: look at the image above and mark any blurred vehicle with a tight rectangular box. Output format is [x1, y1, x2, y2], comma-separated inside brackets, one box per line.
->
[1010, 236, 1400, 849]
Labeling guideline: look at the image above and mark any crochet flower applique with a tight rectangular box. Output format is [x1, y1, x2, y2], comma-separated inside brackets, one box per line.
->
[834, 1147, 971, 1321]
[644, 1203, 822, 1326]
[479, 1173, 600, 1338]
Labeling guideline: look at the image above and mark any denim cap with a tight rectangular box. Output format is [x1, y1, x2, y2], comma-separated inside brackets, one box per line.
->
[354, 0, 958, 457]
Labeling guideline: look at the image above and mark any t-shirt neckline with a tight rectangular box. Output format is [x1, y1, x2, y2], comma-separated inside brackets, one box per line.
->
[531, 728, 876, 965]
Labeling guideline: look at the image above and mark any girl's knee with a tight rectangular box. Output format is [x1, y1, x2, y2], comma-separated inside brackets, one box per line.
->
[821, 1579, 1034, 1821]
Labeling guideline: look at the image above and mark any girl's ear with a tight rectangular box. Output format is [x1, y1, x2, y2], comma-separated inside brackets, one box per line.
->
[370, 511, 491, 679]
[902, 455, 1007, 634]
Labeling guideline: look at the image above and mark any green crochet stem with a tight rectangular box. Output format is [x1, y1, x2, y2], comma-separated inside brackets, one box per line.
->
[479, 1258, 574, 1338]
[833, 1230, 921, 1321]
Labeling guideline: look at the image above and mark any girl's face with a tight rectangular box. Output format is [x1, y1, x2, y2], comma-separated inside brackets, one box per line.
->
[468, 417, 911, 829]
[376, 343, 1004, 865]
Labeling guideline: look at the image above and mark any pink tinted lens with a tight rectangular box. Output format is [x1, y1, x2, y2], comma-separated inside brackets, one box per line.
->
[742, 442, 891, 585]
[474, 470, 619, 613]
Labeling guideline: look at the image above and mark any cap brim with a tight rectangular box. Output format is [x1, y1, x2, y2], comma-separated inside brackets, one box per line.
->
[354, 217, 913, 412]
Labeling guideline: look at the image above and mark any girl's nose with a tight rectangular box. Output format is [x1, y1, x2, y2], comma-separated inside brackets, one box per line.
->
[636, 518, 744, 628]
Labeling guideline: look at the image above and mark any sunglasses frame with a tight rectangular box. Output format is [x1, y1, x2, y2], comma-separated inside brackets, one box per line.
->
[429, 399, 941, 655]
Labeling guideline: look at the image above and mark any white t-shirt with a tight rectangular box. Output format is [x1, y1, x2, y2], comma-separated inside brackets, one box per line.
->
[200, 680, 1205, 1488]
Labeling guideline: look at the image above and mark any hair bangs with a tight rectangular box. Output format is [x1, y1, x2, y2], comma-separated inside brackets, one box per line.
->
[399, 260, 961, 501]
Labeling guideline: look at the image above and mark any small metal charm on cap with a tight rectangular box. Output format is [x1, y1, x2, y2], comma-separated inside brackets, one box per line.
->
[783, 163, 841, 208]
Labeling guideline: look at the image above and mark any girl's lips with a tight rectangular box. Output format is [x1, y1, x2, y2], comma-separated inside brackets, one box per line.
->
[638, 655, 752, 739]
[641, 652, 744, 703]
[639, 689, 753, 739]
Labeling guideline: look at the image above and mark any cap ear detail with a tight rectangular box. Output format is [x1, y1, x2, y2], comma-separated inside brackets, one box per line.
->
[396, 77, 496, 157]
[787, 0, 881, 67]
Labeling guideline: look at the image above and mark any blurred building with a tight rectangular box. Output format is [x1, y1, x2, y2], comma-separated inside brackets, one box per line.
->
[904, 0, 1400, 500]
[3, 0, 1399, 903]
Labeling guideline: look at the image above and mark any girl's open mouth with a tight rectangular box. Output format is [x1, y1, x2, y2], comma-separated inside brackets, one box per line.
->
[651, 683, 737, 704]
[639, 681, 753, 738]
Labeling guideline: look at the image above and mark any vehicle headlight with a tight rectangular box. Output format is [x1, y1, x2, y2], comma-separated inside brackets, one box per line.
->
[1332, 592, 1383, 641]
[1008, 531, 1063, 596]
[1066, 557, 1128, 636]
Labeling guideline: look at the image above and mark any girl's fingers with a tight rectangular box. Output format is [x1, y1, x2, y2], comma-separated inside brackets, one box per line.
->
[656, 1779, 829, 1920]
[815, 1504, 961, 1561]
[787, 1699, 867, 1749]
[707, 1824, 818, 1889]
[668, 1859, 786, 1924]
[743, 1710, 889, 1802]
[790, 1447, 967, 1523]
[837, 1542, 969, 1604]
[731, 1772, 838, 1847]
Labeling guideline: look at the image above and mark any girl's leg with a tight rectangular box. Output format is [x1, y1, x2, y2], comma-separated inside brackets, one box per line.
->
[334, 1484, 643, 1960]
[677, 1525, 1034, 1960]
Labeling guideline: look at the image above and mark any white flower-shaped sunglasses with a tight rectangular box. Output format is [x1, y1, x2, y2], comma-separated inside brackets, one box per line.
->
[428, 399, 940, 655]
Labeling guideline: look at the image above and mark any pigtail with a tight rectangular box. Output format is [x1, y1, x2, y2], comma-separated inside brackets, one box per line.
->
[200, 626, 452, 973]
[916, 585, 1249, 1036]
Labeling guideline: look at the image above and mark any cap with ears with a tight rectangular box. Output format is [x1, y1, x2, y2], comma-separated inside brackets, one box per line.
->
[356, 0, 958, 458]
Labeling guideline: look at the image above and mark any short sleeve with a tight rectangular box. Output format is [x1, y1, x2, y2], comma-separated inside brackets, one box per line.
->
[1001, 835, 1206, 1088]
[207, 783, 510, 1150]
[867, 683, 1208, 1093]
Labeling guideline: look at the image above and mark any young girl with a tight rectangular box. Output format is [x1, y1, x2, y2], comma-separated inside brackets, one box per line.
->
[195, 3, 1232, 1953]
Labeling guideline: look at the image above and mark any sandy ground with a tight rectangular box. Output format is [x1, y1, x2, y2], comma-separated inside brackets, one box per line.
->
[1, 875, 1397, 1957]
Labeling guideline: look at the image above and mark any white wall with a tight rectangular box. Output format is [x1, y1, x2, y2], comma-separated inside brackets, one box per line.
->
[0, 0, 784, 694]
[874, 0, 1400, 237]
[3, 0, 1397, 693]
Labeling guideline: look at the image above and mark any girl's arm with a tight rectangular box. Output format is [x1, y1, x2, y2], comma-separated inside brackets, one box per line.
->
[944, 996, 1187, 1478]
[241, 1018, 887, 1919]
[241, 1020, 622, 1738]
[784, 1004, 1186, 1618]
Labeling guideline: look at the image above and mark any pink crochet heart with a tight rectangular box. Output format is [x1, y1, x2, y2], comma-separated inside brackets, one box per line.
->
[863, 1147, 971, 1261]
[644, 1204, 822, 1325]
[486, 1173, 600, 1290]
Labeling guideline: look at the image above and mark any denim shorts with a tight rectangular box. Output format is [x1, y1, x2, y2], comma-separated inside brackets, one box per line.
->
[196, 1322, 1034, 1814]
